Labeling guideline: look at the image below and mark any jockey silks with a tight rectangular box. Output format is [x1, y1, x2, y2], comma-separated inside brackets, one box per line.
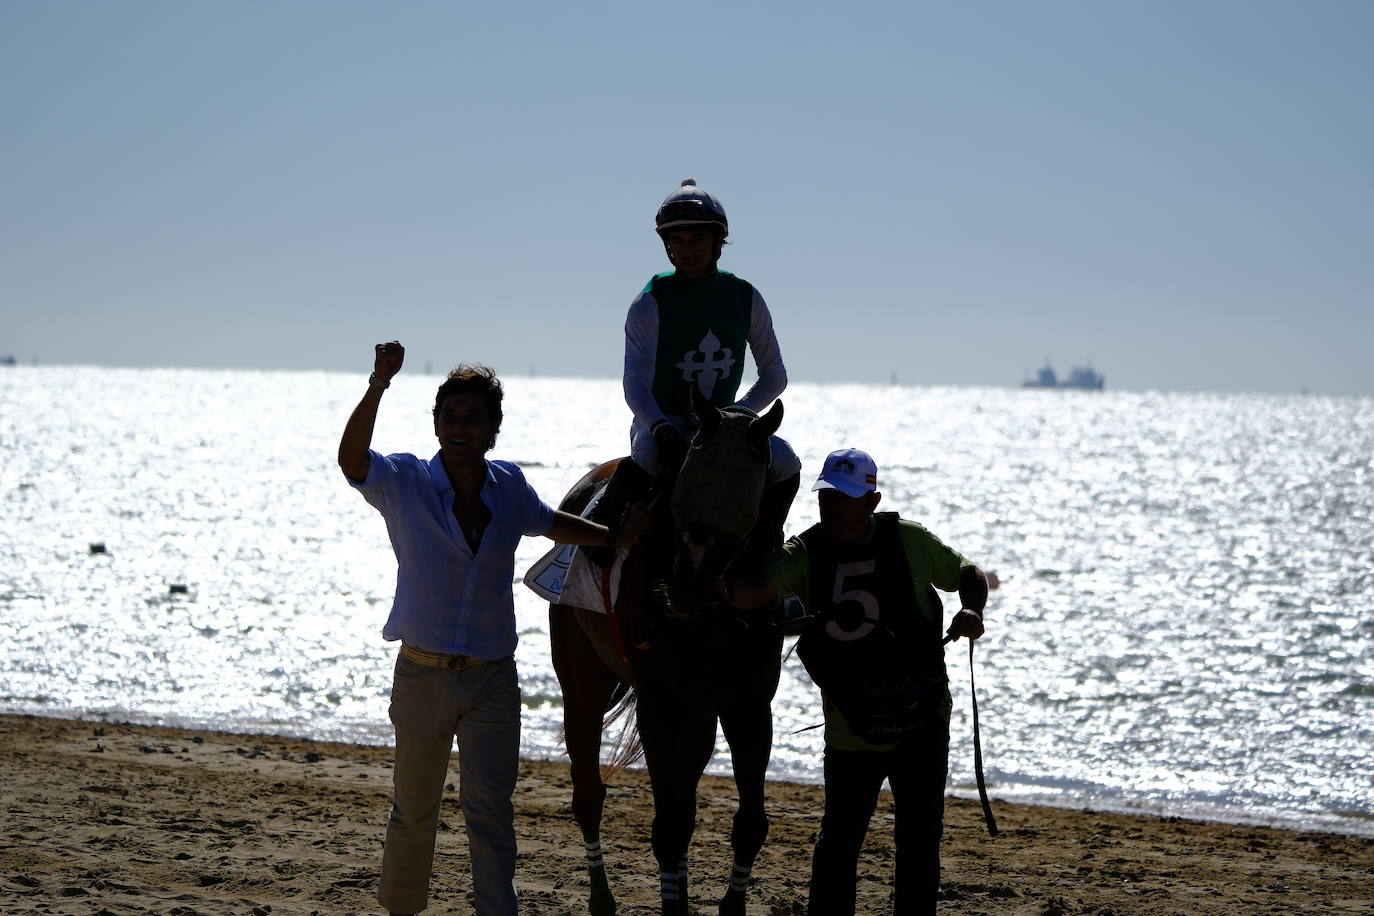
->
[645, 270, 754, 419]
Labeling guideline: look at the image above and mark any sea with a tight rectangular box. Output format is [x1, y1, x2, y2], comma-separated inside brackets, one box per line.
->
[2, 366, 1371, 837]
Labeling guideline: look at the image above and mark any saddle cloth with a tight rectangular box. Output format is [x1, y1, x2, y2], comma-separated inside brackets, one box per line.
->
[523, 487, 626, 612]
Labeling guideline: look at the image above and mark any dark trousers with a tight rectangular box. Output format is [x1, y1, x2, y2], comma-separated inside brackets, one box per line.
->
[807, 724, 949, 915]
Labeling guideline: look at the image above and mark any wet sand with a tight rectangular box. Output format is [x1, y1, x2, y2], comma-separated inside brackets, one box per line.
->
[1, 714, 1370, 914]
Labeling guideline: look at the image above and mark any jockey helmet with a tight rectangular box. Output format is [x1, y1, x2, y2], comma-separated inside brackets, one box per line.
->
[655, 178, 729, 238]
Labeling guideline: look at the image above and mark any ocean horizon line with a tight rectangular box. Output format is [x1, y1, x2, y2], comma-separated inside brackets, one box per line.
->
[4, 360, 1367, 400]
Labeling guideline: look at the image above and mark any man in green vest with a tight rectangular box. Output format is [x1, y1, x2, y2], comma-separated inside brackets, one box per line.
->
[722, 447, 989, 915]
[588, 178, 801, 563]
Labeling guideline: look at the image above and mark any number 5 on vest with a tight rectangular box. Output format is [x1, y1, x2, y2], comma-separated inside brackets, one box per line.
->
[827, 560, 878, 641]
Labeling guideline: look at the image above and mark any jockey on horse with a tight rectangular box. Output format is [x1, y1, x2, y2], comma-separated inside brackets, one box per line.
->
[544, 179, 803, 914]
[587, 177, 801, 558]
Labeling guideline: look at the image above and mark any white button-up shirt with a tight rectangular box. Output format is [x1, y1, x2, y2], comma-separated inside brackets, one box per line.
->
[349, 450, 554, 659]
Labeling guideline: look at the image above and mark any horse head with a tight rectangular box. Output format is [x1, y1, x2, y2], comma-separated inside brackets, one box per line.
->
[662, 383, 783, 617]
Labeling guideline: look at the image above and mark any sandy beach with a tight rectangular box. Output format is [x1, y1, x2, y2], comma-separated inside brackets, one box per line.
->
[1, 714, 1369, 915]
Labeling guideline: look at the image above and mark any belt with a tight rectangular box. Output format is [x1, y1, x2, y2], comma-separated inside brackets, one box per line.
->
[400, 644, 505, 671]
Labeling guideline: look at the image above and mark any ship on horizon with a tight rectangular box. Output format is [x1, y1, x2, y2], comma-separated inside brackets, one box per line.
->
[1022, 362, 1104, 390]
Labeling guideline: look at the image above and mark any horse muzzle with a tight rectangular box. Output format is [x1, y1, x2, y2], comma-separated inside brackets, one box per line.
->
[662, 526, 741, 618]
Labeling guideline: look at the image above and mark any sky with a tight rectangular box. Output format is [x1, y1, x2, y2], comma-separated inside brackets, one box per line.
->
[3, 1, 1371, 396]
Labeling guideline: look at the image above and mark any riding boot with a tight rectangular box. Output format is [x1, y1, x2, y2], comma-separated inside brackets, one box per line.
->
[585, 458, 654, 567]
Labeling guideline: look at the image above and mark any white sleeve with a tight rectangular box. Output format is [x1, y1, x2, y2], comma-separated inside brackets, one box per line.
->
[623, 291, 668, 428]
[735, 287, 788, 413]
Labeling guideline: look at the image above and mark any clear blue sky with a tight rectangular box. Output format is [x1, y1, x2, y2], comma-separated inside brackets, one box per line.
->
[3, 1, 1371, 395]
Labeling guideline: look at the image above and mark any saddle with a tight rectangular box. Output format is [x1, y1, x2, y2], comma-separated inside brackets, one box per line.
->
[525, 476, 670, 661]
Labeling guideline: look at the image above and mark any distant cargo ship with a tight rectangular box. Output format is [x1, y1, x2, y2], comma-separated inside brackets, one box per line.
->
[1022, 363, 1104, 390]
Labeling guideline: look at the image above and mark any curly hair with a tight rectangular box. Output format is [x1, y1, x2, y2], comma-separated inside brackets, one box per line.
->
[432, 364, 504, 448]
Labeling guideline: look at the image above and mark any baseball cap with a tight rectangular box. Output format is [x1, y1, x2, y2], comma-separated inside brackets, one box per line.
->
[811, 448, 878, 498]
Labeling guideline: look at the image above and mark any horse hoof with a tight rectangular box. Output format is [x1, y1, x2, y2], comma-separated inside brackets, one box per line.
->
[588, 875, 616, 915]
[718, 887, 746, 916]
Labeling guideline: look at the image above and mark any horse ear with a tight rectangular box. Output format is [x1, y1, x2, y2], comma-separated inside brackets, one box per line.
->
[752, 400, 784, 439]
[690, 383, 721, 439]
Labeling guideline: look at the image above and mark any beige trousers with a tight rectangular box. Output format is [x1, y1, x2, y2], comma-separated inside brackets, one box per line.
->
[378, 651, 520, 915]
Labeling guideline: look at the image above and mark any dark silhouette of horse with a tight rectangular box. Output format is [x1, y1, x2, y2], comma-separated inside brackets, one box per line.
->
[548, 387, 794, 916]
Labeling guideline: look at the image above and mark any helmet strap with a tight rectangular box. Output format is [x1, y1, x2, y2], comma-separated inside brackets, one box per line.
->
[659, 228, 725, 269]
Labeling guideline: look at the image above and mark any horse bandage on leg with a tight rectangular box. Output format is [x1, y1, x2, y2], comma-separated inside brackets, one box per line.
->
[729, 862, 751, 893]
[583, 836, 606, 870]
[660, 871, 681, 903]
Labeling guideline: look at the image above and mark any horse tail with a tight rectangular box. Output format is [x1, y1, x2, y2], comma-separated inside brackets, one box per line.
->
[601, 682, 643, 778]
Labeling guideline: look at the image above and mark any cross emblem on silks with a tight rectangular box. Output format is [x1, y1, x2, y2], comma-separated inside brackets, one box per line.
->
[676, 331, 735, 399]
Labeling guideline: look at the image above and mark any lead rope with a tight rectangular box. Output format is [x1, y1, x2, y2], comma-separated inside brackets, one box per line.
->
[968, 637, 998, 836]
[943, 632, 998, 836]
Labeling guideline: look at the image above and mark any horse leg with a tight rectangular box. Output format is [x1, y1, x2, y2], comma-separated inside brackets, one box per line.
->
[713, 619, 784, 916]
[551, 605, 625, 916]
[638, 697, 718, 916]
[715, 697, 775, 916]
